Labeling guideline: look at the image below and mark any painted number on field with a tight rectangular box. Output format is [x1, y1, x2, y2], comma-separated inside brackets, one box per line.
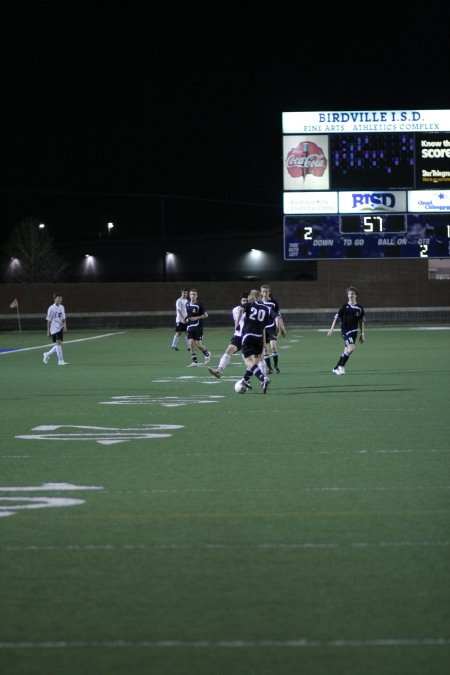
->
[16, 424, 183, 445]
[0, 483, 103, 519]
[100, 394, 224, 407]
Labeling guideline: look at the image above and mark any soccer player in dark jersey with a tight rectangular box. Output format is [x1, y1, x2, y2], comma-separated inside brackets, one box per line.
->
[185, 288, 211, 367]
[327, 286, 365, 375]
[237, 289, 272, 393]
[260, 283, 286, 374]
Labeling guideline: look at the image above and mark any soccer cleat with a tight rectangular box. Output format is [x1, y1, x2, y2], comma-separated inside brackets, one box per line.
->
[267, 367, 273, 375]
[338, 366, 345, 375]
[187, 362, 199, 367]
[58, 361, 68, 366]
[275, 367, 281, 374]
[208, 367, 223, 379]
[43, 352, 49, 364]
[204, 353, 211, 364]
[171, 346, 179, 351]
[242, 380, 252, 390]
[262, 377, 270, 394]
[332, 367, 342, 375]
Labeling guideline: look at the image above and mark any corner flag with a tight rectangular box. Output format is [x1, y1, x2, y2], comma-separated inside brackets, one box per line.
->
[9, 298, 21, 332]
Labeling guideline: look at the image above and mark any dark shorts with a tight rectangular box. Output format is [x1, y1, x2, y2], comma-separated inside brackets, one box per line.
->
[229, 335, 242, 351]
[242, 335, 263, 359]
[342, 330, 357, 346]
[187, 329, 204, 342]
[51, 330, 64, 342]
[175, 322, 187, 333]
[265, 327, 277, 341]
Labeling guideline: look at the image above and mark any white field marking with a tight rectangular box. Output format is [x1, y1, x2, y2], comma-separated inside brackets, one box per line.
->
[170, 450, 449, 460]
[317, 326, 450, 332]
[153, 375, 244, 385]
[152, 378, 237, 384]
[0, 497, 85, 518]
[0, 332, 125, 355]
[4, 540, 448, 552]
[358, 448, 448, 454]
[16, 424, 183, 445]
[175, 376, 201, 379]
[360, 408, 410, 412]
[154, 375, 233, 383]
[0, 483, 103, 492]
[113, 485, 449, 494]
[100, 394, 224, 407]
[179, 448, 449, 457]
[0, 638, 448, 649]
[1, 455, 30, 458]
[373, 326, 450, 331]
[0, 484, 103, 518]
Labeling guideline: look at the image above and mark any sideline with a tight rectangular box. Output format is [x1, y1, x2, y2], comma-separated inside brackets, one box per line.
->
[0, 332, 125, 355]
[317, 326, 450, 332]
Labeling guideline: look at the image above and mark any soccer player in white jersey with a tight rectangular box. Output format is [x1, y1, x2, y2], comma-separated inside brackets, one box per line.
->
[209, 292, 250, 380]
[43, 294, 68, 365]
[171, 289, 189, 351]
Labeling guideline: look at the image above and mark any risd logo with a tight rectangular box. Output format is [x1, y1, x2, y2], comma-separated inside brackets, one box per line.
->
[351, 192, 396, 210]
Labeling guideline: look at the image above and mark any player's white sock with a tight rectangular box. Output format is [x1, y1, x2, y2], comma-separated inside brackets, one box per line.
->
[259, 360, 267, 375]
[218, 353, 231, 371]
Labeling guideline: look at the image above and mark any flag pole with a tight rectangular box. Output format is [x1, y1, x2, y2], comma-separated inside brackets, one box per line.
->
[9, 299, 22, 333]
[16, 304, 22, 333]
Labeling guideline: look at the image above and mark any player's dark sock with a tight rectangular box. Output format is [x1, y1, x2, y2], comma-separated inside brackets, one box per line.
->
[251, 365, 264, 382]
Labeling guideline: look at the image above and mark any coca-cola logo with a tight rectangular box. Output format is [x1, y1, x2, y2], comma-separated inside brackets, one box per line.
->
[286, 141, 327, 180]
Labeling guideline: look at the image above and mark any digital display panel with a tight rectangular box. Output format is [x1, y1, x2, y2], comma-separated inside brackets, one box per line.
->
[340, 214, 407, 234]
[284, 214, 450, 260]
[329, 133, 415, 190]
[282, 110, 450, 259]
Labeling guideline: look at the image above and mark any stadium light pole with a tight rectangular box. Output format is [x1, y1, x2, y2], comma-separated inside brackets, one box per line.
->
[161, 196, 167, 281]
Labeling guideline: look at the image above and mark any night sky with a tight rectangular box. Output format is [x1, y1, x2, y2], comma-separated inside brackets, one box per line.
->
[2, 1, 449, 250]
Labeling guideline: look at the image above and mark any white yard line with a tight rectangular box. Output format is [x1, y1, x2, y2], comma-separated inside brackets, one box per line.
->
[0, 332, 125, 355]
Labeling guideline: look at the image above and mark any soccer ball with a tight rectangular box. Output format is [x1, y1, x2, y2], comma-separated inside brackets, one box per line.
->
[234, 379, 248, 394]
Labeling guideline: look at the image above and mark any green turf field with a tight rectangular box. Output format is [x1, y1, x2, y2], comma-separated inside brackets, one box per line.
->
[1, 326, 449, 675]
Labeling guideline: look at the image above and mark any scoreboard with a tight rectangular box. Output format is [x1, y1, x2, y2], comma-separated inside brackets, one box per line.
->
[282, 109, 450, 259]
